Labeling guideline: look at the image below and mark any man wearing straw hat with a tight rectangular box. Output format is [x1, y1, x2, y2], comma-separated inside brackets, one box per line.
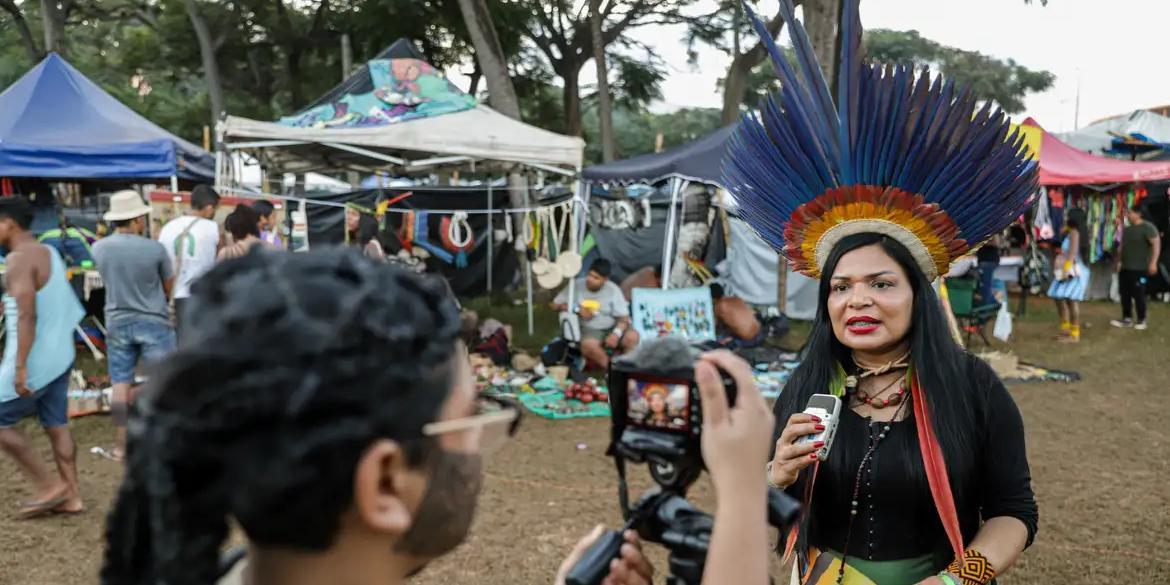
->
[92, 191, 177, 461]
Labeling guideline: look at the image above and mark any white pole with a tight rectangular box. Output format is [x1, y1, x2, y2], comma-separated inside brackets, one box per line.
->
[661, 178, 685, 289]
[170, 175, 179, 193]
[524, 176, 534, 336]
[487, 183, 494, 293]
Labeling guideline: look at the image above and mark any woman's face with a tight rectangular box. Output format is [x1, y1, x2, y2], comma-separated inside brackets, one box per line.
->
[346, 208, 360, 231]
[648, 392, 666, 414]
[827, 244, 913, 357]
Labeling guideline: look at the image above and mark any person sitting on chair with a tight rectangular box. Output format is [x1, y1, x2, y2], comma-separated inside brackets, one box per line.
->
[551, 258, 638, 370]
[710, 283, 763, 349]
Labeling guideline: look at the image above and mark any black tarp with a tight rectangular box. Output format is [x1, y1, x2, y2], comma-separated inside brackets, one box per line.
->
[301, 187, 570, 296]
[581, 125, 735, 185]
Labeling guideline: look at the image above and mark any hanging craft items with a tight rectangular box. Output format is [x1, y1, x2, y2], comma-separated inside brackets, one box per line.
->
[441, 211, 475, 268]
[555, 203, 583, 278]
[531, 208, 554, 277]
[537, 206, 569, 290]
[412, 211, 455, 264]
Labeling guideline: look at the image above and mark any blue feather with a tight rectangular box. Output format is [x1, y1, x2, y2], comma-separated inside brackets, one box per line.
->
[723, 0, 1038, 259]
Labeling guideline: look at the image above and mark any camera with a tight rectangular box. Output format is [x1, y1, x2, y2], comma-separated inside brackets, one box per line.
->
[566, 337, 801, 585]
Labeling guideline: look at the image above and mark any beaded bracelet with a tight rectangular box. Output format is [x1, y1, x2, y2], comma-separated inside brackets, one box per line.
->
[946, 548, 997, 585]
[936, 571, 961, 585]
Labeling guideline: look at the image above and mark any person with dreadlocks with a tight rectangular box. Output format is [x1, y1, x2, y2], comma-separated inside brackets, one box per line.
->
[724, 1, 1039, 584]
[100, 247, 659, 585]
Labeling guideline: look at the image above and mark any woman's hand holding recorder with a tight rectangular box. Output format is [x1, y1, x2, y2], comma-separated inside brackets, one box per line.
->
[768, 414, 827, 489]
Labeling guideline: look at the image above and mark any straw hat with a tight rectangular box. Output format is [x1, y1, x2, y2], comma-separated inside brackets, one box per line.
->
[103, 190, 152, 222]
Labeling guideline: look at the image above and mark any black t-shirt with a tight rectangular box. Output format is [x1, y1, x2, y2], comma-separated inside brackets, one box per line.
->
[783, 355, 1038, 562]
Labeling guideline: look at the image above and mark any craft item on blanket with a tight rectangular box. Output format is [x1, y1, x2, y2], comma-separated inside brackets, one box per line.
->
[564, 379, 608, 404]
[518, 390, 612, 420]
[630, 287, 716, 342]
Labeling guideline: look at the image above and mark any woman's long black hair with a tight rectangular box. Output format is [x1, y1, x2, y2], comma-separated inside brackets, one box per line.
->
[101, 248, 462, 585]
[775, 233, 980, 534]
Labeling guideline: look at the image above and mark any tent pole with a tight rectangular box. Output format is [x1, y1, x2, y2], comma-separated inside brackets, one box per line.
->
[487, 183, 493, 294]
[170, 175, 178, 193]
[661, 178, 685, 289]
[777, 261, 788, 316]
[525, 177, 534, 336]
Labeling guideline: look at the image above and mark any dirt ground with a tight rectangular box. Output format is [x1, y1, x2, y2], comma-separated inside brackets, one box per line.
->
[1, 301, 1168, 584]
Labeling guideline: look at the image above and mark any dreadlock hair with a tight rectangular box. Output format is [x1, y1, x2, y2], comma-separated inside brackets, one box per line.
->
[101, 247, 463, 585]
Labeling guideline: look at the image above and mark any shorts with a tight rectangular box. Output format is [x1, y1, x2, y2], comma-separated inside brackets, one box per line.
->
[107, 319, 177, 384]
[581, 326, 616, 342]
[0, 369, 70, 428]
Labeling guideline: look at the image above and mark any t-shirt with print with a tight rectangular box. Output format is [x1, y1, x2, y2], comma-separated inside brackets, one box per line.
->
[554, 278, 629, 331]
[158, 216, 219, 299]
[1120, 221, 1159, 271]
[92, 233, 173, 327]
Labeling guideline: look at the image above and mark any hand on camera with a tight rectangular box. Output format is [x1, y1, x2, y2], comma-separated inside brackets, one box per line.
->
[695, 350, 775, 494]
[768, 413, 825, 488]
[555, 525, 655, 585]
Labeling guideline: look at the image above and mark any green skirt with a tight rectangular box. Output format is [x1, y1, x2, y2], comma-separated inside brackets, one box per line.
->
[800, 548, 942, 585]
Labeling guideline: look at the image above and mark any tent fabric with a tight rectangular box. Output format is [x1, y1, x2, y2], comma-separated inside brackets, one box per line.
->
[582, 125, 736, 185]
[1022, 119, 1170, 186]
[1057, 110, 1170, 155]
[723, 217, 817, 318]
[223, 39, 583, 170]
[224, 106, 583, 169]
[0, 54, 213, 181]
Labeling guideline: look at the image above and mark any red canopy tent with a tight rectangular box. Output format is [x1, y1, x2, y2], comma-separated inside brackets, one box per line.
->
[1022, 118, 1170, 185]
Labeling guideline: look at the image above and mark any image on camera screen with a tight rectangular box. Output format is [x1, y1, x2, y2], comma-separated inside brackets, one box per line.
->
[627, 378, 690, 431]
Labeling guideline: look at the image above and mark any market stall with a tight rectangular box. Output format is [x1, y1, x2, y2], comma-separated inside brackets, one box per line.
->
[581, 125, 817, 318]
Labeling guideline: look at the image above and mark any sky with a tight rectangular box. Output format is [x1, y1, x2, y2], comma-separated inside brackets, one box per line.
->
[582, 0, 1170, 133]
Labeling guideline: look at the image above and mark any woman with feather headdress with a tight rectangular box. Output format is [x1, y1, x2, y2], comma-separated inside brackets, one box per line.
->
[725, 2, 1039, 584]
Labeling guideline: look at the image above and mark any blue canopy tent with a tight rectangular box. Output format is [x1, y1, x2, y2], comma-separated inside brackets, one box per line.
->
[0, 53, 213, 181]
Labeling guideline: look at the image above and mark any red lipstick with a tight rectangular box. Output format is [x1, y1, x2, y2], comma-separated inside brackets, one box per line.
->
[845, 316, 881, 334]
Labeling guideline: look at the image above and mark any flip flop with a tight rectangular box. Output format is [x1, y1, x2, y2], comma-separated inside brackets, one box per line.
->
[17, 495, 68, 520]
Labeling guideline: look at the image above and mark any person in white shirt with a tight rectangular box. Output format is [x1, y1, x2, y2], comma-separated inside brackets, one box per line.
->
[157, 185, 220, 334]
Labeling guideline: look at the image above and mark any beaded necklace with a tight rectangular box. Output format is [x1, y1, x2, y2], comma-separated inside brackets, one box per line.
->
[836, 374, 911, 584]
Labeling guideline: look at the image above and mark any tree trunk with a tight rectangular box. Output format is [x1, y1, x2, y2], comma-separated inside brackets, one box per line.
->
[184, 0, 225, 147]
[0, 1, 42, 61]
[804, 0, 840, 81]
[721, 58, 754, 124]
[563, 67, 583, 137]
[590, 0, 615, 161]
[38, 0, 66, 56]
[456, 0, 522, 119]
[720, 6, 793, 125]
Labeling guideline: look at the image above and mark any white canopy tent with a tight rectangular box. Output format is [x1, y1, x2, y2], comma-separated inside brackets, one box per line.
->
[1057, 110, 1170, 157]
[220, 105, 584, 179]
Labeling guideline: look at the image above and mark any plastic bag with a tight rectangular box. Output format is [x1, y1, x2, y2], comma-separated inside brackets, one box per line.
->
[993, 302, 1013, 342]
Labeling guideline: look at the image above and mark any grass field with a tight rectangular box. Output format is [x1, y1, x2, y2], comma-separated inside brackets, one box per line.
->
[1, 298, 1168, 584]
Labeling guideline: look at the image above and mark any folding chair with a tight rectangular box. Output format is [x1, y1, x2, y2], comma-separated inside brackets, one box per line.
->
[945, 277, 1000, 347]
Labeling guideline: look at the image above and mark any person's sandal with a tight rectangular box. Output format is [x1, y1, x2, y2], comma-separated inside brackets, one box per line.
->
[16, 495, 68, 520]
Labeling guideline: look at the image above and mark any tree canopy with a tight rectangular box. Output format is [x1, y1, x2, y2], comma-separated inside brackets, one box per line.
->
[0, 0, 1054, 165]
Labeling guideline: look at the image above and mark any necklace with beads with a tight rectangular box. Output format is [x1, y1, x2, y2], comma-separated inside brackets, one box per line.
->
[847, 374, 908, 409]
[835, 388, 911, 584]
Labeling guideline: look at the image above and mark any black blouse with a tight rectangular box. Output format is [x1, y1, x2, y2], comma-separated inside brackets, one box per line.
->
[783, 355, 1038, 561]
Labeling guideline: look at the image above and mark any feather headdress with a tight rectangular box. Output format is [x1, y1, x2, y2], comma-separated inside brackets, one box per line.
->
[722, 0, 1038, 281]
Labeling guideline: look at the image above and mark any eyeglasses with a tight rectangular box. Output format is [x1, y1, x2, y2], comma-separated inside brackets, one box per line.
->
[422, 395, 521, 455]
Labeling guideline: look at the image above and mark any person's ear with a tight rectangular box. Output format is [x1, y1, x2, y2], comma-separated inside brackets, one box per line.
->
[352, 439, 419, 537]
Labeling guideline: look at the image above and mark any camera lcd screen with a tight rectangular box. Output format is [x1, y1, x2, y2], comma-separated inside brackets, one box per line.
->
[627, 378, 690, 431]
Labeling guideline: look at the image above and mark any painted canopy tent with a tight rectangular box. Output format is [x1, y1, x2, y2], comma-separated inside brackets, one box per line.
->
[0, 54, 213, 182]
[1018, 119, 1170, 298]
[581, 125, 817, 319]
[219, 39, 584, 180]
